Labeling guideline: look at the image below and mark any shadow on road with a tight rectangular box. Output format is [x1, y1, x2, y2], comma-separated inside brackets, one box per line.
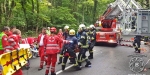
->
[95, 42, 118, 47]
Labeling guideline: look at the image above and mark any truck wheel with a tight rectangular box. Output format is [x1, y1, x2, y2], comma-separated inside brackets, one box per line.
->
[113, 43, 118, 47]
[95, 42, 99, 46]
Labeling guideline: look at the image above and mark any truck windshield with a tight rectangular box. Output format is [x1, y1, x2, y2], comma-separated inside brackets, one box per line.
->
[102, 20, 113, 28]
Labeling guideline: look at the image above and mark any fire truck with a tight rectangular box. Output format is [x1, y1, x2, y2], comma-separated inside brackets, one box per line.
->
[95, 18, 118, 45]
[95, 0, 150, 45]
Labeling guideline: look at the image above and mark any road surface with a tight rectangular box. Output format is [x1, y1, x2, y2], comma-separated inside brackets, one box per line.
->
[23, 36, 150, 75]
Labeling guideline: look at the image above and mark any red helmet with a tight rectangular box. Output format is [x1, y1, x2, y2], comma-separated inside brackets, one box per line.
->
[50, 27, 57, 32]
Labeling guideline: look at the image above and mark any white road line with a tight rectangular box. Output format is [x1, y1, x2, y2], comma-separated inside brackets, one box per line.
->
[56, 50, 97, 75]
[56, 65, 74, 74]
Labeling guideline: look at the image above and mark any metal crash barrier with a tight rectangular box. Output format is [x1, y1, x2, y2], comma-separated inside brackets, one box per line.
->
[0, 48, 32, 75]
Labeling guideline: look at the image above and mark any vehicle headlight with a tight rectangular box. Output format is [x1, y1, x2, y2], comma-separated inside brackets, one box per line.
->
[109, 40, 113, 42]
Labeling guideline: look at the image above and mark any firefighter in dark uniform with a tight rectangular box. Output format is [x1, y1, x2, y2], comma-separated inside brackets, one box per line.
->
[133, 33, 142, 53]
[58, 26, 73, 64]
[63, 26, 69, 40]
[61, 29, 81, 70]
[88, 25, 96, 59]
[78, 24, 91, 68]
[85, 27, 90, 32]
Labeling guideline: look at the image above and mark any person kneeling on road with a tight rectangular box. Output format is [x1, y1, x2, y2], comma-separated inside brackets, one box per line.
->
[61, 29, 81, 71]
[58, 25, 73, 64]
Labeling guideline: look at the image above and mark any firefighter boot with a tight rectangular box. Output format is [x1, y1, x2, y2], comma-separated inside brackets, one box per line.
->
[85, 61, 91, 67]
[138, 48, 141, 53]
[58, 57, 62, 64]
[74, 65, 82, 70]
[51, 72, 56, 75]
[88, 52, 93, 59]
[69, 58, 73, 64]
[78, 62, 82, 68]
[62, 65, 66, 70]
[134, 47, 138, 53]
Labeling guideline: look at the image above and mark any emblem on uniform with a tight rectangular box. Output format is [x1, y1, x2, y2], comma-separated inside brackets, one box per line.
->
[69, 41, 73, 43]
[49, 37, 55, 42]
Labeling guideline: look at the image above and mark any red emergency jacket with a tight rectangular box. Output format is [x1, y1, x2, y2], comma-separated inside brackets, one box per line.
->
[37, 33, 47, 46]
[12, 69, 23, 75]
[7, 34, 20, 50]
[1, 32, 9, 50]
[22, 37, 35, 44]
[44, 34, 63, 54]
[7, 31, 13, 36]
[21, 38, 28, 44]
[57, 32, 63, 39]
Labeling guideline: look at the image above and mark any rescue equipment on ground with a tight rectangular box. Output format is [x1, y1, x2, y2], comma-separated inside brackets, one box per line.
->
[0, 48, 32, 75]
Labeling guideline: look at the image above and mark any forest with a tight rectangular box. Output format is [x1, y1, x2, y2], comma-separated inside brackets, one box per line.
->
[0, 0, 149, 36]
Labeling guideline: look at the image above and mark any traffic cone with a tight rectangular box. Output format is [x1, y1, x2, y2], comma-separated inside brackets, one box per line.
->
[128, 45, 132, 47]
[121, 44, 124, 46]
[131, 37, 134, 41]
[125, 44, 128, 46]
[144, 68, 147, 72]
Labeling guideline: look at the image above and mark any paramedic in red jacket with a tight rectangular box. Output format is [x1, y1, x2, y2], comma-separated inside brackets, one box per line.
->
[22, 37, 36, 44]
[57, 29, 63, 49]
[44, 27, 63, 75]
[8, 26, 16, 36]
[0, 26, 10, 55]
[7, 29, 23, 75]
[37, 27, 47, 70]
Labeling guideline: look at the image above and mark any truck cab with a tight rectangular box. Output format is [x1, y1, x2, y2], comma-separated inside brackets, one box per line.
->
[96, 19, 118, 46]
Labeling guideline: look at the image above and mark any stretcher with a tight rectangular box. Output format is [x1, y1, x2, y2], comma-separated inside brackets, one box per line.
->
[0, 48, 32, 75]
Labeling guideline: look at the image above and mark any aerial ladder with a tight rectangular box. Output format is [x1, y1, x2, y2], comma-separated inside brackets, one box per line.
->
[96, 0, 149, 35]
[95, 0, 150, 45]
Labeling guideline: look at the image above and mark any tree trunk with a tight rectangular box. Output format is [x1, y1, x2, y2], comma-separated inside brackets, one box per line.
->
[36, 0, 39, 35]
[31, 0, 35, 30]
[93, 0, 97, 23]
[21, 0, 28, 31]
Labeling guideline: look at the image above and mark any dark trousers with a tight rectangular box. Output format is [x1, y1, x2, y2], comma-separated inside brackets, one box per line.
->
[78, 48, 90, 66]
[62, 50, 78, 66]
[59, 45, 73, 63]
[133, 41, 140, 53]
[88, 41, 96, 57]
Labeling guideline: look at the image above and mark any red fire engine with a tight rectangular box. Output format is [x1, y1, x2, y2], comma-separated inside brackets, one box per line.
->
[96, 18, 118, 46]
[95, 4, 118, 46]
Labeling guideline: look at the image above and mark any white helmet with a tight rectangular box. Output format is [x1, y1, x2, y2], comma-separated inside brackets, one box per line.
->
[64, 25, 69, 29]
[79, 24, 85, 28]
[79, 24, 85, 30]
[89, 24, 95, 29]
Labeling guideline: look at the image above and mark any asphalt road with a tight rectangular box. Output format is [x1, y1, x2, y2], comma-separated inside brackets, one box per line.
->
[23, 36, 150, 75]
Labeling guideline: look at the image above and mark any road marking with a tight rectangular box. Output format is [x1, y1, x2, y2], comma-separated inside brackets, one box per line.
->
[56, 50, 97, 75]
[56, 65, 74, 74]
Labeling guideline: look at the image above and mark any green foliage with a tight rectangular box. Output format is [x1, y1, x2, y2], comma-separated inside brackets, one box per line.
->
[4, 0, 148, 36]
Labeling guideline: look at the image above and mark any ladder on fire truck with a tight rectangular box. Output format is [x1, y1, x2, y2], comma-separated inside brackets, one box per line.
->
[99, 0, 144, 35]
